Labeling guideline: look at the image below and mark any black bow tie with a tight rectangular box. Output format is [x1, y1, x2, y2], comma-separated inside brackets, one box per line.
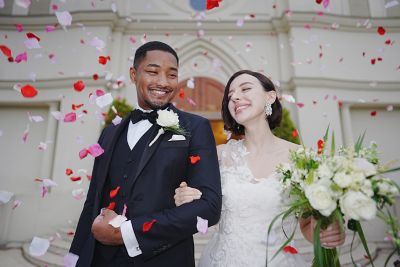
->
[130, 109, 158, 124]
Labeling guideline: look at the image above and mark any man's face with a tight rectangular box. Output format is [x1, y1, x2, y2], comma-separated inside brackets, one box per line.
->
[130, 50, 179, 110]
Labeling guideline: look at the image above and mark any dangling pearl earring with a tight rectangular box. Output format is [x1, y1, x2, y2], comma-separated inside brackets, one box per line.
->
[265, 102, 272, 116]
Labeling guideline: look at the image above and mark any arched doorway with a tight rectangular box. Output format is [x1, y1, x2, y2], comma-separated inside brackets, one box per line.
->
[173, 77, 227, 145]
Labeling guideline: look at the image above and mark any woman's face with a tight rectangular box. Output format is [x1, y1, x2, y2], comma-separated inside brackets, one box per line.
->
[227, 73, 275, 126]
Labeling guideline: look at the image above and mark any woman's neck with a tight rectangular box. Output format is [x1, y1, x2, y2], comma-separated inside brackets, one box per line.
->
[242, 118, 278, 154]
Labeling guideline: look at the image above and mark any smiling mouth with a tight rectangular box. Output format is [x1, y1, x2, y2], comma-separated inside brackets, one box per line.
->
[149, 88, 172, 97]
[235, 104, 250, 113]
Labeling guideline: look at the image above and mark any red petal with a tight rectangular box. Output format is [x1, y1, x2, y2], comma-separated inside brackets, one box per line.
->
[72, 103, 84, 110]
[26, 32, 41, 42]
[364, 255, 370, 260]
[92, 73, 99, 80]
[206, 0, 222, 10]
[73, 80, 85, 92]
[107, 202, 116, 210]
[98, 56, 110, 65]
[21, 84, 38, 98]
[143, 219, 157, 232]
[291, 129, 298, 138]
[70, 176, 81, 182]
[370, 111, 377, 116]
[65, 168, 73, 176]
[86, 175, 92, 181]
[316, 0, 323, 4]
[296, 103, 304, 108]
[15, 24, 23, 32]
[79, 148, 89, 159]
[64, 112, 76, 122]
[0, 44, 12, 58]
[377, 26, 386, 35]
[109, 186, 121, 199]
[179, 88, 185, 99]
[371, 58, 376, 65]
[283, 245, 298, 254]
[190, 155, 201, 164]
[385, 39, 391, 45]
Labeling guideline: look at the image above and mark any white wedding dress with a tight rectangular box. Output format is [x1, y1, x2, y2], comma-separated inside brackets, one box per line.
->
[198, 139, 305, 267]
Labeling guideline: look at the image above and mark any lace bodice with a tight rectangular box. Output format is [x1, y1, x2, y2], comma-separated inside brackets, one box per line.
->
[198, 139, 302, 267]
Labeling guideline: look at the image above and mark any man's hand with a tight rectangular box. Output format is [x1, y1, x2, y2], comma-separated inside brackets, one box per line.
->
[91, 209, 124, 246]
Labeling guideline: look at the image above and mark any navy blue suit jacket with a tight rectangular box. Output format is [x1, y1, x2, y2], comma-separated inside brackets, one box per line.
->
[70, 106, 222, 266]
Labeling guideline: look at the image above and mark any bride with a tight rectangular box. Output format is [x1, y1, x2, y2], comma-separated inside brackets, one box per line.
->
[174, 70, 345, 266]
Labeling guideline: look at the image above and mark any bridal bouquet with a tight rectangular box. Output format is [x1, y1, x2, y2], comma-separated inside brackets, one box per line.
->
[267, 129, 400, 267]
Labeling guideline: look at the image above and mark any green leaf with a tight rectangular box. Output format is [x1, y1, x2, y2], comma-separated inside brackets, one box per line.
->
[330, 131, 335, 156]
[355, 221, 375, 267]
[384, 248, 397, 267]
[355, 131, 366, 153]
[350, 231, 357, 267]
[305, 170, 315, 185]
[313, 220, 324, 267]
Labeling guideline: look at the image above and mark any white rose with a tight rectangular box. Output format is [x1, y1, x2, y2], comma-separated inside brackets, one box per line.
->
[156, 109, 179, 127]
[361, 179, 374, 197]
[305, 183, 337, 217]
[317, 163, 333, 180]
[353, 158, 376, 177]
[333, 172, 352, 188]
[351, 172, 366, 185]
[340, 191, 376, 220]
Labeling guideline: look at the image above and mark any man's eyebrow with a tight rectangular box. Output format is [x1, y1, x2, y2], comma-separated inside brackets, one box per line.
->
[146, 63, 160, 68]
[169, 67, 178, 72]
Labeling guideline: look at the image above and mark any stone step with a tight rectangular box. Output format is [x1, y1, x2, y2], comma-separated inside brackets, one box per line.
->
[56, 227, 75, 243]
[22, 243, 64, 267]
[47, 238, 71, 256]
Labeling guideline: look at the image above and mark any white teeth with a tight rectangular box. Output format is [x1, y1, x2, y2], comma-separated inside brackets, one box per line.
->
[151, 90, 167, 96]
[236, 105, 248, 112]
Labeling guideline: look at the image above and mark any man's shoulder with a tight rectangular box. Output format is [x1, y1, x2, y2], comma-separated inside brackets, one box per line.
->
[173, 108, 209, 128]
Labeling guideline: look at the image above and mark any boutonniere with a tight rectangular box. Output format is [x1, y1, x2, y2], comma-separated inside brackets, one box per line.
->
[149, 109, 189, 146]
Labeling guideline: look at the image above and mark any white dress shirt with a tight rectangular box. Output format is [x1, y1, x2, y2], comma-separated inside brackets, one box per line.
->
[120, 107, 153, 257]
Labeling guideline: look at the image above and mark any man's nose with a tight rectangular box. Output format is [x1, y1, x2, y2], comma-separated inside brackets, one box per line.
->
[156, 74, 169, 87]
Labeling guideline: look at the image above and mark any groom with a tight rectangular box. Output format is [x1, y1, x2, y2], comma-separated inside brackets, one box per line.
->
[69, 41, 222, 266]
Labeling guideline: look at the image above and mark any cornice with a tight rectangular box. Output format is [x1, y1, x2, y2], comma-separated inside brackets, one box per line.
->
[280, 77, 400, 92]
[1, 11, 399, 34]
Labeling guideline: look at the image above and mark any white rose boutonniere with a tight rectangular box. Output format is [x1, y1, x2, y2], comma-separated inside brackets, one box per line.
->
[149, 109, 188, 146]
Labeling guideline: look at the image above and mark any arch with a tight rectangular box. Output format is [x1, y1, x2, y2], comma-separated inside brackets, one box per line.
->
[176, 38, 248, 84]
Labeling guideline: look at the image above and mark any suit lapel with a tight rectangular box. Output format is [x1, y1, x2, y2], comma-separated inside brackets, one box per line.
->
[96, 116, 131, 192]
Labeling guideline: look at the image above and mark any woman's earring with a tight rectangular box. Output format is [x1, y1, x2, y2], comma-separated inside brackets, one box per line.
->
[265, 103, 272, 116]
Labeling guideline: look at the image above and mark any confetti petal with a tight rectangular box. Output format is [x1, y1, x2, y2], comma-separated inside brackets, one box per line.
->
[190, 155, 201, 165]
[109, 186, 120, 199]
[112, 115, 122, 125]
[283, 245, 298, 254]
[98, 55, 110, 65]
[87, 143, 104, 157]
[64, 112, 76, 122]
[206, 0, 222, 10]
[20, 84, 38, 98]
[15, 24, 23, 32]
[73, 80, 85, 92]
[179, 88, 185, 99]
[12, 199, 22, 209]
[377, 26, 386, 35]
[26, 32, 40, 42]
[55, 11, 72, 27]
[70, 176, 81, 182]
[0, 44, 13, 61]
[89, 37, 106, 50]
[96, 93, 113, 108]
[63, 252, 79, 267]
[196, 216, 208, 234]
[79, 148, 89, 159]
[385, 1, 399, 8]
[143, 219, 157, 232]
[45, 25, 56, 32]
[24, 38, 41, 49]
[15, 51, 27, 63]
[107, 202, 116, 210]
[370, 111, 377, 116]
[0, 190, 14, 204]
[65, 168, 73, 176]
[29, 237, 50, 257]
[72, 188, 86, 200]
[292, 129, 298, 138]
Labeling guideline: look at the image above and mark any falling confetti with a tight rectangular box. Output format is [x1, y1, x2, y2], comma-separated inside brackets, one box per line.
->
[98, 55, 111, 65]
[15, 51, 27, 63]
[283, 245, 298, 254]
[109, 186, 120, 198]
[63, 253, 79, 267]
[29, 237, 50, 257]
[190, 155, 201, 164]
[377, 26, 386, 35]
[196, 216, 208, 234]
[143, 219, 157, 232]
[0, 190, 14, 204]
[55, 11, 72, 28]
[64, 112, 77, 123]
[87, 143, 104, 157]
[73, 80, 85, 92]
[206, 0, 222, 10]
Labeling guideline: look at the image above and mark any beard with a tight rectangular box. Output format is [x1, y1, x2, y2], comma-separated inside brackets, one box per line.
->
[144, 98, 170, 110]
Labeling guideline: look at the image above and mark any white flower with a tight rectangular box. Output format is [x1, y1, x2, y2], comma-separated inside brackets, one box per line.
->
[333, 172, 352, 188]
[353, 158, 376, 177]
[317, 163, 334, 180]
[305, 183, 337, 217]
[156, 109, 179, 128]
[340, 191, 376, 221]
[361, 179, 374, 197]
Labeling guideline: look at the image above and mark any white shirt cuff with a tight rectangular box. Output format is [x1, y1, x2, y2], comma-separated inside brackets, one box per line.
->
[120, 220, 142, 257]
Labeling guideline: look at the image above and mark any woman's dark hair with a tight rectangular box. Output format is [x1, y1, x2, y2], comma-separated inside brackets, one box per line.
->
[222, 70, 282, 135]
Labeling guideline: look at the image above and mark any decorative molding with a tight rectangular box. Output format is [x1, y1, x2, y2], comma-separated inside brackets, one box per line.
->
[281, 77, 400, 91]
[1, 10, 399, 34]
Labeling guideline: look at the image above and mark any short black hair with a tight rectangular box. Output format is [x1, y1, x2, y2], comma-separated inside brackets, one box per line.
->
[222, 70, 282, 135]
[133, 41, 179, 69]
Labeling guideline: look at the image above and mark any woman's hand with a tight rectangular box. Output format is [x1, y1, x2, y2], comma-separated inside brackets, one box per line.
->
[174, 182, 202, 206]
[299, 216, 346, 248]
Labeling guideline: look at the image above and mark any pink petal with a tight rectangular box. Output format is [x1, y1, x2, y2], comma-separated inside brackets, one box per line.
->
[63, 252, 79, 267]
[15, 51, 27, 63]
[72, 188, 86, 200]
[55, 11, 72, 27]
[45, 25, 56, 32]
[41, 186, 48, 198]
[196, 216, 208, 234]
[0, 190, 14, 204]
[22, 124, 29, 143]
[79, 148, 89, 159]
[15, 23, 23, 32]
[51, 111, 63, 120]
[112, 115, 122, 125]
[24, 39, 41, 49]
[87, 143, 104, 157]
[322, 0, 330, 8]
[12, 199, 22, 209]
[95, 89, 105, 96]
[64, 112, 76, 122]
